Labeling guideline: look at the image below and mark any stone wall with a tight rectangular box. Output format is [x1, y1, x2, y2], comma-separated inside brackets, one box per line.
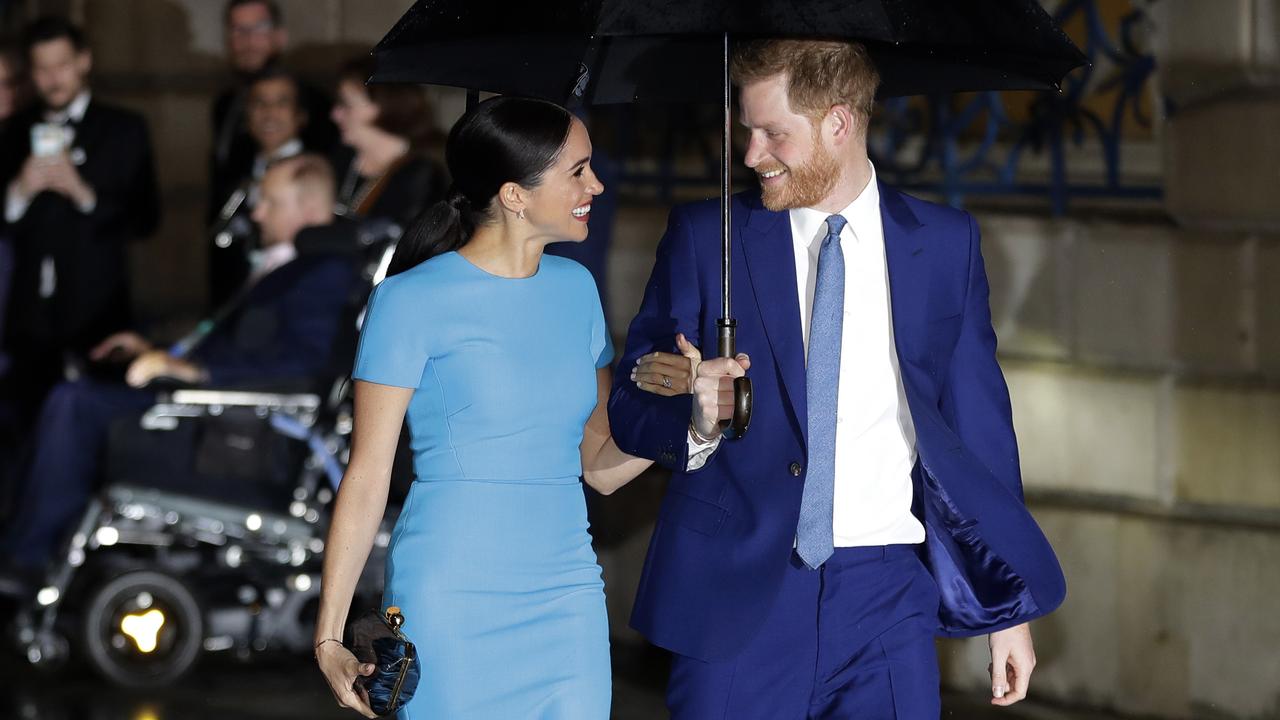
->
[925, 5, 1280, 711]
[931, 210, 1280, 719]
[942, 507, 1280, 719]
[1157, 0, 1280, 232]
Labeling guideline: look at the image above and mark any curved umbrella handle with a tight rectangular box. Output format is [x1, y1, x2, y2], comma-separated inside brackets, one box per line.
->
[717, 318, 752, 440]
[721, 377, 752, 440]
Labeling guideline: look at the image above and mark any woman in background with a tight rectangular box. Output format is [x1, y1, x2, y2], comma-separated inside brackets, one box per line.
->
[330, 56, 445, 227]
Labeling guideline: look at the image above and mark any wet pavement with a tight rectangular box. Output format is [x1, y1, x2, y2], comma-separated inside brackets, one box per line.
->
[0, 639, 1130, 720]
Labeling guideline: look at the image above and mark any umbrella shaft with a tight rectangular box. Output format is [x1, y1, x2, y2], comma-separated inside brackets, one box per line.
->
[717, 319, 736, 358]
[721, 31, 732, 321]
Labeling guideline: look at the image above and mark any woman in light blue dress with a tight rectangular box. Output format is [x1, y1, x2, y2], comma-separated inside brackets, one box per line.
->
[314, 97, 688, 718]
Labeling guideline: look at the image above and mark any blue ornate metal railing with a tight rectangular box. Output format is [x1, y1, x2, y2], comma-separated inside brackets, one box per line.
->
[605, 0, 1162, 215]
[869, 0, 1162, 214]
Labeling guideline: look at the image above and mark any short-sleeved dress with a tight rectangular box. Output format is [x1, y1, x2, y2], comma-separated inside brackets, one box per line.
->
[353, 251, 614, 719]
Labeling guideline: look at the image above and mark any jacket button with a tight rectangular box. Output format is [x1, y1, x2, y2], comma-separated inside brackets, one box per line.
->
[789, 462, 803, 477]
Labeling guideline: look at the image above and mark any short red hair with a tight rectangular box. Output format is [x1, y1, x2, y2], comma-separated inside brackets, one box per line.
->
[731, 39, 880, 126]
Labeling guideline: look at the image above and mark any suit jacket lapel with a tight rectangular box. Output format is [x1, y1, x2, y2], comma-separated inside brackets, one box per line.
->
[69, 100, 101, 165]
[879, 180, 929, 378]
[739, 193, 809, 446]
[739, 184, 927, 449]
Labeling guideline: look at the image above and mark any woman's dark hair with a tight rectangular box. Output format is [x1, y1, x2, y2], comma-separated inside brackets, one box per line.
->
[338, 57, 441, 152]
[386, 96, 574, 277]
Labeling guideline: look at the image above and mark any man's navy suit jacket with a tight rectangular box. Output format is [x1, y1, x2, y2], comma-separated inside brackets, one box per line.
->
[608, 184, 1066, 662]
[195, 252, 356, 388]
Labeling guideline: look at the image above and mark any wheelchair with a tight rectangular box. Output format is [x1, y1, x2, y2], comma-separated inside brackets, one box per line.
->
[9, 219, 407, 688]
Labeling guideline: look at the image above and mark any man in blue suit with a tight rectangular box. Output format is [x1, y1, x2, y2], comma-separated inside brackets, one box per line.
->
[610, 40, 1065, 718]
[0, 154, 355, 584]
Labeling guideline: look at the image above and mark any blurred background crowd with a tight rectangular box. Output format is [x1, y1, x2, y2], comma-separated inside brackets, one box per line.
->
[0, 0, 1275, 719]
[0, 0, 448, 414]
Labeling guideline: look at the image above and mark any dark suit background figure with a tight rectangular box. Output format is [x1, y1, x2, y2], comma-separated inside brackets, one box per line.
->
[0, 249, 357, 572]
[0, 98, 158, 416]
[209, 67, 325, 309]
[210, 76, 336, 226]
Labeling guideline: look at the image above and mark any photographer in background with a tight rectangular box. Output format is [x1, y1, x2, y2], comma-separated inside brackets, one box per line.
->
[0, 15, 159, 424]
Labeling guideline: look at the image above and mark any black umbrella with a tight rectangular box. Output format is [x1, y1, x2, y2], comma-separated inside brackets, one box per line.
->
[371, 0, 1086, 438]
[372, 1, 1085, 102]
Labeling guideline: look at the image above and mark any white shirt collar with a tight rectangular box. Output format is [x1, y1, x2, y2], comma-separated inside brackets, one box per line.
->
[45, 90, 91, 125]
[248, 241, 298, 281]
[253, 138, 304, 178]
[790, 160, 880, 249]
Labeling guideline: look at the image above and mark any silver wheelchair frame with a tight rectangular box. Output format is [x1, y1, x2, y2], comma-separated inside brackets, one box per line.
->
[12, 230, 401, 687]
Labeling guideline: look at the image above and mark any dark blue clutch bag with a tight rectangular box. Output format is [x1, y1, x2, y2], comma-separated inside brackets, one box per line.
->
[352, 606, 420, 717]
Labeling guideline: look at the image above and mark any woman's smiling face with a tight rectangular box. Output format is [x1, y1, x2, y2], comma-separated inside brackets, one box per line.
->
[520, 118, 603, 243]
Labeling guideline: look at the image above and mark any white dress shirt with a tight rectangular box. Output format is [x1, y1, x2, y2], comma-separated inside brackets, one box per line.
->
[45, 90, 92, 125]
[251, 138, 304, 181]
[244, 138, 303, 209]
[688, 162, 925, 548]
[247, 242, 298, 284]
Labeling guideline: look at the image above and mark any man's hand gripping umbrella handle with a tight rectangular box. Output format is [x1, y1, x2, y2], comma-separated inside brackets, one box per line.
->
[718, 318, 752, 439]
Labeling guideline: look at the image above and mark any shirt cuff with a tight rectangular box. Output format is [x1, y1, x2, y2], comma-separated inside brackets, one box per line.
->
[5, 184, 30, 223]
[685, 428, 722, 471]
[75, 188, 96, 214]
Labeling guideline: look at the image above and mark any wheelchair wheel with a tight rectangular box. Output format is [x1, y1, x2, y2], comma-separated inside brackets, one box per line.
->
[82, 570, 203, 687]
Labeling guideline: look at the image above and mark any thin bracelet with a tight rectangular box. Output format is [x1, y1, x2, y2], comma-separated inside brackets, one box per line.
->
[689, 421, 720, 445]
[314, 637, 344, 657]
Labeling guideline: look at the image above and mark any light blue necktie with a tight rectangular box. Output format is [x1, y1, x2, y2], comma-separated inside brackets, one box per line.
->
[797, 214, 847, 569]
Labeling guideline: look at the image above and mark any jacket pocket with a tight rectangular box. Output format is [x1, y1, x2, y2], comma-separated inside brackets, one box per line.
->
[659, 491, 728, 537]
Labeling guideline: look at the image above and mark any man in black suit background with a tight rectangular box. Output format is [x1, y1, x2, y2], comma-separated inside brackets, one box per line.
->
[0, 15, 159, 420]
[210, 0, 336, 232]
[209, 67, 310, 308]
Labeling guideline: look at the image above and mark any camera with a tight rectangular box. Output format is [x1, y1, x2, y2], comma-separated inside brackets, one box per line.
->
[30, 122, 73, 158]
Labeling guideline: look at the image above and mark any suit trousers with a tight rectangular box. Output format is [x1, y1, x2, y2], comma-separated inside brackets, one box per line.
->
[667, 544, 942, 720]
[0, 379, 153, 569]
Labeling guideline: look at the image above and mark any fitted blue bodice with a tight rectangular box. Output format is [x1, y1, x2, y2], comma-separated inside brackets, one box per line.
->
[353, 251, 612, 483]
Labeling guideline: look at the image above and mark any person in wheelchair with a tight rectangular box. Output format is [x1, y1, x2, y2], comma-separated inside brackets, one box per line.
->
[0, 153, 357, 594]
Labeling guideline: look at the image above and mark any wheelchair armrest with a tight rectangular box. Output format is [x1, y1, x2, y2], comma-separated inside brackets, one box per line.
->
[141, 390, 321, 431]
[167, 389, 321, 410]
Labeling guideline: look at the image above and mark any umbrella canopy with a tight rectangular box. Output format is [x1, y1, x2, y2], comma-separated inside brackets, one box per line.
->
[370, 0, 1087, 103]
[370, 0, 1087, 438]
